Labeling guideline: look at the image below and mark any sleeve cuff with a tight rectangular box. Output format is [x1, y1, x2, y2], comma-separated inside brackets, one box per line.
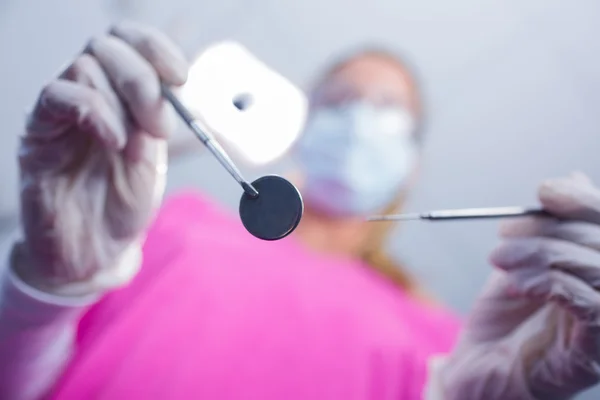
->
[0, 232, 100, 325]
[1, 266, 99, 326]
[423, 354, 448, 400]
[6, 261, 100, 307]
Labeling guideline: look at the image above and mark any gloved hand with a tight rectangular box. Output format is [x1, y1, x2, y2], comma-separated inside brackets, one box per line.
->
[440, 172, 600, 400]
[11, 22, 188, 296]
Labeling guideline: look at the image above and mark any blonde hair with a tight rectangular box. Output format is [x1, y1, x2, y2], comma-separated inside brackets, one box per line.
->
[318, 47, 425, 296]
[359, 194, 421, 296]
[313, 46, 425, 142]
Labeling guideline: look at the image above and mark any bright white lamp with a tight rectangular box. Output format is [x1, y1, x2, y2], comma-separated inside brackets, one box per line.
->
[179, 41, 308, 165]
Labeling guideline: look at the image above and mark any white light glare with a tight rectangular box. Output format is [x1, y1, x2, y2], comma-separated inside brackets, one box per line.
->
[179, 41, 308, 165]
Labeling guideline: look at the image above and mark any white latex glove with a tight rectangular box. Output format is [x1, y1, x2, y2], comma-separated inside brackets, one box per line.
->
[12, 22, 188, 296]
[441, 173, 600, 400]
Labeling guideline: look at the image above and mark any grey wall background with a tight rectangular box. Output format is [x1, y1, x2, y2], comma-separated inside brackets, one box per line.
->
[1, 1, 599, 397]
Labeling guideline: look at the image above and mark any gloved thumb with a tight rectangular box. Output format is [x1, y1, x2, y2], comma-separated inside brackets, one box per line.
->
[538, 173, 600, 224]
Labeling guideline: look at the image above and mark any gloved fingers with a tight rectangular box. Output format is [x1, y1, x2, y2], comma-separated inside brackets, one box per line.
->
[60, 53, 100, 87]
[109, 21, 188, 86]
[491, 237, 600, 290]
[538, 173, 600, 224]
[59, 53, 128, 124]
[106, 135, 166, 236]
[553, 275, 600, 356]
[25, 79, 127, 150]
[505, 268, 600, 357]
[571, 170, 594, 184]
[459, 270, 545, 342]
[153, 139, 168, 207]
[527, 310, 600, 400]
[500, 262, 600, 389]
[123, 135, 167, 206]
[500, 217, 600, 251]
[85, 35, 175, 139]
[122, 124, 167, 171]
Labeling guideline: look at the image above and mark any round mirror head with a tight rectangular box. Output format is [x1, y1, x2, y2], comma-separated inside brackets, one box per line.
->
[239, 175, 303, 240]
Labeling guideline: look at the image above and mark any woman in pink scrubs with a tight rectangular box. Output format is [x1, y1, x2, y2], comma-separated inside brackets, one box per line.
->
[2, 21, 600, 400]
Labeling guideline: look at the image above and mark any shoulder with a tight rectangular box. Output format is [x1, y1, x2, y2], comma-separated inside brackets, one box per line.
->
[144, 190, 248, 250]
[154, 190, 237, 230]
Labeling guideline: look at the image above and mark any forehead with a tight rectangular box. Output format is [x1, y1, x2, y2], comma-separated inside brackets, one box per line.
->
[314, 55, 415, 108]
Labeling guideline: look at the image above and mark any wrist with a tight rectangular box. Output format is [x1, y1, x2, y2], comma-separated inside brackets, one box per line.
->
[10, 241, 55, 292]
[10, 240, 143, 297]
[423, 355, 449, 400]
[437, 345, 540, 400]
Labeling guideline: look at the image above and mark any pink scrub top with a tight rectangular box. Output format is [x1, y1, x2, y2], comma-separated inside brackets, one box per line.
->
[47, 191, 461, 399]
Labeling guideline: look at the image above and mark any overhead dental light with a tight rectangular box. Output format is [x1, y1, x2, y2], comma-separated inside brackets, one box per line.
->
[179, 41, 308, 165]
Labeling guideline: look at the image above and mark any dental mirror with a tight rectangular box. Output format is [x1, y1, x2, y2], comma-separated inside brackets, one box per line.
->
[162, 42, 307, 240]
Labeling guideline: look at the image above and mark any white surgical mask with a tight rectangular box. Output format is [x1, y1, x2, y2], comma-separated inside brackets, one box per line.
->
[294, 101, 417, 216]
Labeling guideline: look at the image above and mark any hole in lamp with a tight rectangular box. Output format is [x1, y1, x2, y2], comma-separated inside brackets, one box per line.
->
[232, 93, 253, 111]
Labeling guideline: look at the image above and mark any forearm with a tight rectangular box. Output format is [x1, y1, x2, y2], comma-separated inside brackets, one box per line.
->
[0, 240, 99, 400]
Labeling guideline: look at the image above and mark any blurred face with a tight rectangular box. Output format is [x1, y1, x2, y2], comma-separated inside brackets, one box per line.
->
[293, 54, 420, 217]
[311, 56, 419, 113]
